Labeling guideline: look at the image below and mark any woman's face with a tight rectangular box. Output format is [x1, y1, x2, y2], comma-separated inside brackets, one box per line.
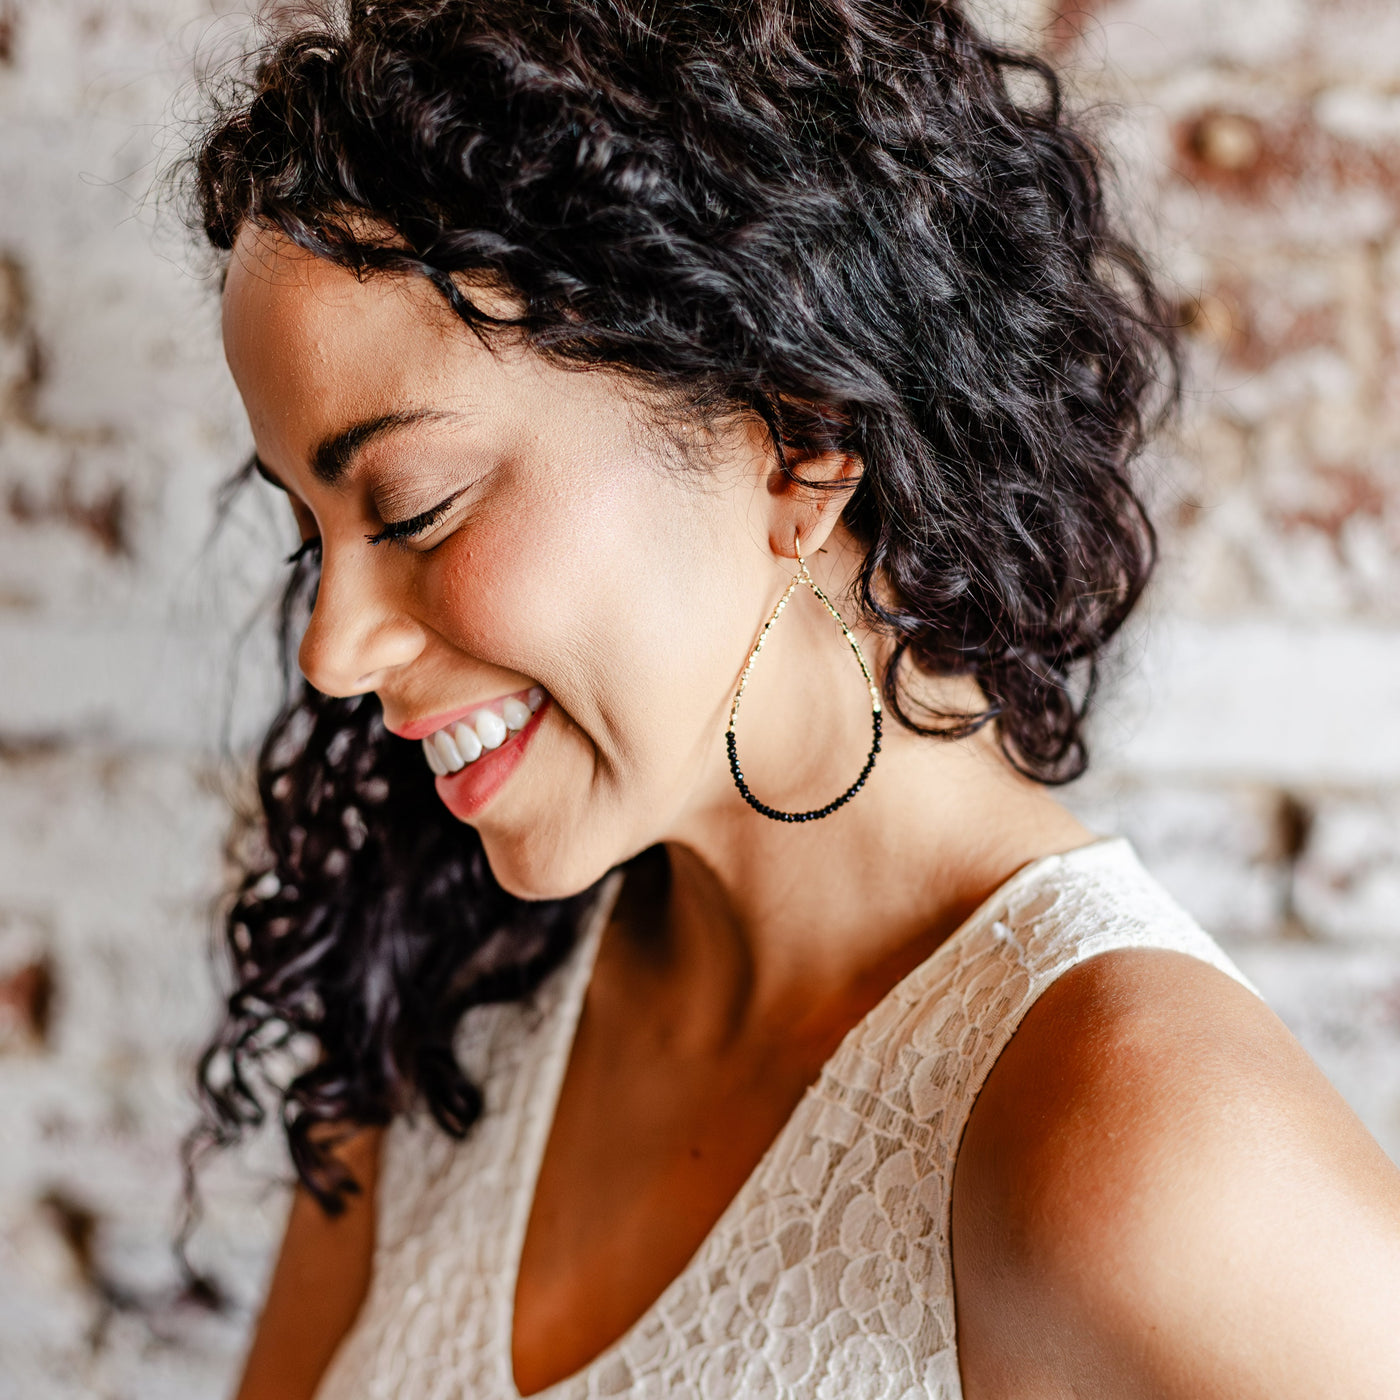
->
[221, 228, 817, 899]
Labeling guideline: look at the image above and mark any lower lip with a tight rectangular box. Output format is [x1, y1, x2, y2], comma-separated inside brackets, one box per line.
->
[433, 699, 550, 821]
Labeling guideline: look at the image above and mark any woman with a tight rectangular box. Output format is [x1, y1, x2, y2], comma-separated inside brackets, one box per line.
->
[192, 2, 1400, 1397]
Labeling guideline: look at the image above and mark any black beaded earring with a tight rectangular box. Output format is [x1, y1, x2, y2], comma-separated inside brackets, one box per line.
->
[726, 536, 882, 823]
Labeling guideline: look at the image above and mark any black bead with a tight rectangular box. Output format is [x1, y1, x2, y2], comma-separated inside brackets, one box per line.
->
[728, 700, 881, 824]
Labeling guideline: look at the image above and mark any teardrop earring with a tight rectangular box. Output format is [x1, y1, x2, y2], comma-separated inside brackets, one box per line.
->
[726, 536, 882, 823]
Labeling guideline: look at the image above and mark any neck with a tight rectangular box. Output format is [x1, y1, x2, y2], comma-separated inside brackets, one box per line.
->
[643, 677, 1094, 1057]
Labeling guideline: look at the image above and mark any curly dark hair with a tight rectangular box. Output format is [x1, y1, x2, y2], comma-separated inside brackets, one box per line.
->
[187, 0, 1177, 1210]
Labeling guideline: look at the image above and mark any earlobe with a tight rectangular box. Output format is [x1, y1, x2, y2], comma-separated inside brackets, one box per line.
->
[764, 448, 862, 560]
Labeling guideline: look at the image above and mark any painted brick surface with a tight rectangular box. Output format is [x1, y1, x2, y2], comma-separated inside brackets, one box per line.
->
[2, 0, 1398, 1394]
[1044, 0, 1400, 1170]
[1, 6, 286, 1397]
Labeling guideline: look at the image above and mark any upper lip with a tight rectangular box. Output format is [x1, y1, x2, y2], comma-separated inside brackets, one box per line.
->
[385, 692, 530, 742]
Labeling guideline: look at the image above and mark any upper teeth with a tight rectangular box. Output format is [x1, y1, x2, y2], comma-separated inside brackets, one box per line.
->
[422, 687, 545, 775]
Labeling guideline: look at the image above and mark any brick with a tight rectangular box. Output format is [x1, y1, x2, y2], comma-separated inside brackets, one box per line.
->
[1295, 794, 1400, 944]
[1066, 778, 1300, 942]
[0, 745, 284, 1395]
[0, 959, 52, 1052]
[1091, 618, 1400, 785]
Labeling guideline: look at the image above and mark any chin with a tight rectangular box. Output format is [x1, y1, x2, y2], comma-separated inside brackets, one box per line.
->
[478, 823, 628, 904]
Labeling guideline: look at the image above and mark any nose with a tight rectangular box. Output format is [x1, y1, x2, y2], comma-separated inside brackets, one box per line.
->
[297, 549, 427, 697]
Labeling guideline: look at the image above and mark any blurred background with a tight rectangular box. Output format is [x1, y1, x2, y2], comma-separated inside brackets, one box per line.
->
[1, 0, 1398, 1395]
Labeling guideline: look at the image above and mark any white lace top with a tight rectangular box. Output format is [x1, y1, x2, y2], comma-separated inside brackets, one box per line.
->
[315, 838, 1255, 1400]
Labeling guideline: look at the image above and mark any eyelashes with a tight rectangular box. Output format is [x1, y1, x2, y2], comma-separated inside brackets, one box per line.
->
[285, 537, 322, 566]
[282, 487, 468, 566]
[365, 489, 466, 547]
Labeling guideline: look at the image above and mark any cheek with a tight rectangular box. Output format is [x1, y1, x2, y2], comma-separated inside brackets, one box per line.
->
[422, 463, 646, 664]
[416, 480, 649, 738]
[420, 469, 749, 771]
[425, 516, 562, 660]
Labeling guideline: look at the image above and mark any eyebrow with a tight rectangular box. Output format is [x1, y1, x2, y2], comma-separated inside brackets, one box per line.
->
[311, 408, 458, 486]
[249, 407, 466, 494]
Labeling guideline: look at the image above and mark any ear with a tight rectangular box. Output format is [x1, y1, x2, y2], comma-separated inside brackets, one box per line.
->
[764, 446, 863, 560]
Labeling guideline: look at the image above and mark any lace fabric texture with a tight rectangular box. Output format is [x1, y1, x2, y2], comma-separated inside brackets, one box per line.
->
[315, 839, 1256, 1400]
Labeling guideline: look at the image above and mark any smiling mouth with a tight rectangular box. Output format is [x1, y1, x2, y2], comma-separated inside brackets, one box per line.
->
[418, 686, 546, 775]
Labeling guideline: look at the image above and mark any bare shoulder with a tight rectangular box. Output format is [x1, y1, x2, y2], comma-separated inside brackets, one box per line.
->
[951, 947, 1400, 1400]
[235, 1126, 383, 1400]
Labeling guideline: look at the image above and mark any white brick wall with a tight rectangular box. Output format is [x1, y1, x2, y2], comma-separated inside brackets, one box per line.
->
[1, 6, 286, 1396]
[2, 1, 1397, 1393]
[1048, 0, 1400, 1162]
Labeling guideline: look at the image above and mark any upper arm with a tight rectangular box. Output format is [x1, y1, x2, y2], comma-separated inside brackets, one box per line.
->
[236, 1127, 383, 1400]
[951, 948, 1400, 1400]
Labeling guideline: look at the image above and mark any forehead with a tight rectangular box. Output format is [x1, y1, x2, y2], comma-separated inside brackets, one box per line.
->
[218, 227, 669, 494]
[222, 226, 461, 399]
[220, 227, 538, 488]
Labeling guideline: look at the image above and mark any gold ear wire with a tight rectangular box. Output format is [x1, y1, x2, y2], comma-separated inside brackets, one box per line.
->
[725, 535, 882, 824]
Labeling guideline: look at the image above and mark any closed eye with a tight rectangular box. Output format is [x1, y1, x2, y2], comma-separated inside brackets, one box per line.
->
[365, 489, 466, 547]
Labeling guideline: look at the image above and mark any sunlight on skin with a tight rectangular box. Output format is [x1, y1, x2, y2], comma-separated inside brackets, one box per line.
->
[222, 226, 1101, 1398]
[225, 227, 1400, 1400]
[221, 224, 1085, 984]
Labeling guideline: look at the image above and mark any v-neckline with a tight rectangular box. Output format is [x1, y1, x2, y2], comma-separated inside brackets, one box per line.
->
[498, 838, 1121, 1399]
